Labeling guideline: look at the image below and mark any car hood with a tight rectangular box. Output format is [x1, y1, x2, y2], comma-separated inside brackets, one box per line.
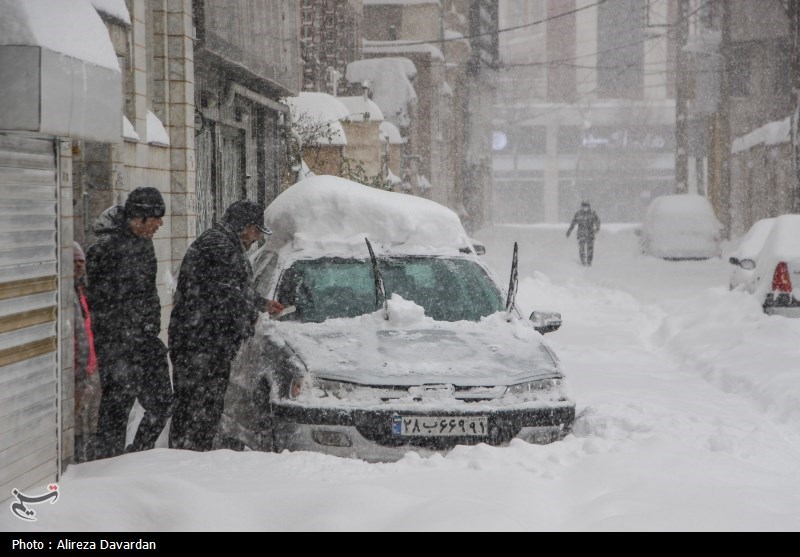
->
[262, 312, 560, 387]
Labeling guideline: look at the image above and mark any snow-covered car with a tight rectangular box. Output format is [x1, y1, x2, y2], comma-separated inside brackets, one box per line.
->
[727, 217, 776, 290]
[639, 194, 722, 260]
[740, 214, 800, 317]
[218, 175, 575, 461]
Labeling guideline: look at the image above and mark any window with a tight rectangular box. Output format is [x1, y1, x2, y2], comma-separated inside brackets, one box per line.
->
[730, 44, 752, 97]
[774, 38, 790, 96]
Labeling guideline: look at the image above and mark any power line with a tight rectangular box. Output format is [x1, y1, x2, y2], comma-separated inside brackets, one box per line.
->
[500, 0, 716, 123]
[500, 0, 714, 71]
[366, 0, 613, 49]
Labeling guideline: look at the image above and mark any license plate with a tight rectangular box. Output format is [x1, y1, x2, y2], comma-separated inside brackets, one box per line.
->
[391, 415, 488, 437]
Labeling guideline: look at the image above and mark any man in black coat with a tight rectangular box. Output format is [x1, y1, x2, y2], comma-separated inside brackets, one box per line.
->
[566, 201, 601, 266]
[168, 200, 283, 451]
[87, 187, 174, 459]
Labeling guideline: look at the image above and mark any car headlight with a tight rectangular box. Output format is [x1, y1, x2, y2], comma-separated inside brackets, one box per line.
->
[506, 377, 562, 396]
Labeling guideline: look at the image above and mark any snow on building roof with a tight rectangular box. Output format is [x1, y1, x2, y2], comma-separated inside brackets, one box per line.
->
[264, 175, 471, 255]
[0, 0, 120, 70]
[337, 96, 385, 123]
[731, 116, 790, 154]
[347, 58, 417, 127]
[362, 39, 444, 61]
[380, 121, 404, 144]
[285, 92, 350, 146]
[90, 0, 131, 26]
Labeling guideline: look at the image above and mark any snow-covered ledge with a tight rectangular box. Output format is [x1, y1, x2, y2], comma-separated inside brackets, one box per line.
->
[145, 110, 170, 147]
[123, 116, 139, 142]
[0, 0, 122, 142]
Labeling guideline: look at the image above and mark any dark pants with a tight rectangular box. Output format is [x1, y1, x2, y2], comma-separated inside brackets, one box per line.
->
[95, 337, 172, 458]
[579, 239, 595, 266]
[94, 339, 173, 460]
[169, 343, 238, 451]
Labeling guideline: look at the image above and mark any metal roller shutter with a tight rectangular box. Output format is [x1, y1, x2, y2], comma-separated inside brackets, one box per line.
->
[0, 133, 59, 499]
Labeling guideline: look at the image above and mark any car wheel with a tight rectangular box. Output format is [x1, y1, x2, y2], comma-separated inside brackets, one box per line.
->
[216, 435, 247, 451]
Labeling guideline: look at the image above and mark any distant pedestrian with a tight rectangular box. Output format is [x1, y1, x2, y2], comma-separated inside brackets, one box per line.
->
[73, 242, 100, 463]
[169, 200, 283, 451]
[567, 201, 601, 266]
[87, 187, 174, 459]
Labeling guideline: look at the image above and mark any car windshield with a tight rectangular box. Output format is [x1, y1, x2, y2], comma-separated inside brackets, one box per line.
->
[276, 256, 505, 323]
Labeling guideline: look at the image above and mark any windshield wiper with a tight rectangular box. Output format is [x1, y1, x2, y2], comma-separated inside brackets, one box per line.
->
[505, 241, 518, 319]
[365, 237, 389, 320]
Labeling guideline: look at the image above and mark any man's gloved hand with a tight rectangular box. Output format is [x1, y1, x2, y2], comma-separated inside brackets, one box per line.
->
[264, 299, 285, 316]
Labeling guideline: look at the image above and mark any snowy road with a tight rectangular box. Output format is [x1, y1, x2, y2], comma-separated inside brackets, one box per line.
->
[478, 224, 800, 530]
[3, 224, 800, 532]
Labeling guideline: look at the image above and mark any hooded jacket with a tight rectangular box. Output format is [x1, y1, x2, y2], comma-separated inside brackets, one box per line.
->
[567, 206, 601, 241]
[86, 206, 161, 359]
[168, 222, 266, 357]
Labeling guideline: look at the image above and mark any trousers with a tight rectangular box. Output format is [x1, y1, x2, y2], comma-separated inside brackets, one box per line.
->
[94, 337, 173, 459]
[169, 343, 239, 452]
[579, 239, 595, 266]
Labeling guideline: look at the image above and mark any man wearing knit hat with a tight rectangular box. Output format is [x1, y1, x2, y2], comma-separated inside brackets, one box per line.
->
[86, 187, 174, 459]
[168, 200, 283, 451]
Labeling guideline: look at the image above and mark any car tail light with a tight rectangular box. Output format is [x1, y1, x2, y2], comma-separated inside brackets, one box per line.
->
[771, 262, 793, 292]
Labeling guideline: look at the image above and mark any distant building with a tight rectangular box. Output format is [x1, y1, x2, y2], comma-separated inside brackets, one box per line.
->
[360, 0, 498, 232]
[682, 0, 794, 236]
[494, 0, 677, 224]
[300, 0, 364, 95]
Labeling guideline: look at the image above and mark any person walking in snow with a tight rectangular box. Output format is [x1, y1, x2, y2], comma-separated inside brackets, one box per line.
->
[168, 200, 283, 451]
[87, 187, 174, 459]
[566, 201, 601, 266]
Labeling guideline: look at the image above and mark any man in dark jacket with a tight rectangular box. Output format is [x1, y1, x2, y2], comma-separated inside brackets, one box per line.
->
[169, 200, 283, 451]
[87, 187, 174, 459]
[566, 201, 601, 266]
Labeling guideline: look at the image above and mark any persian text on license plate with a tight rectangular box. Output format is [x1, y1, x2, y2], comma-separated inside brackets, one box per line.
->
[391, 415, 488, 437]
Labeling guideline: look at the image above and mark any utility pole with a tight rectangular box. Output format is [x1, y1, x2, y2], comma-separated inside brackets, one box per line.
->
[718, 0, 732, 238]
[788, 0, 800, 213]
[675, 0, 690, 194]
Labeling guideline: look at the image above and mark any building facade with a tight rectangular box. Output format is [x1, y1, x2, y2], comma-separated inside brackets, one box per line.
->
[0, 0, 123, 497]
[193, 0, 300, 234]
[494, 0, 677, 224]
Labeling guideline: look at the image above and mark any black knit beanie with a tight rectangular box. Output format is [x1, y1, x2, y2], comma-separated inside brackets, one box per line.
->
[124, 187, 165, 219]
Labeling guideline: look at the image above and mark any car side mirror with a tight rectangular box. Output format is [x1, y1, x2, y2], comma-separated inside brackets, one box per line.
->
[530, 311, 562, 334]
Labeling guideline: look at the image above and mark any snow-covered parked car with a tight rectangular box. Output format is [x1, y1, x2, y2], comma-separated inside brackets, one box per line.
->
[217, 175, 575, 461]
[727, 217, 776, 290]
[640, 194, 722, 260]
[740, 214, 800, 317]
